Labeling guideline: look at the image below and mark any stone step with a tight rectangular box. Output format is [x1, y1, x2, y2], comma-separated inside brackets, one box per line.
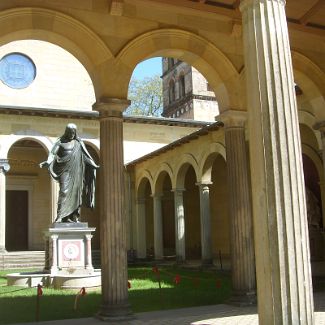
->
[0, 251, 45, 270]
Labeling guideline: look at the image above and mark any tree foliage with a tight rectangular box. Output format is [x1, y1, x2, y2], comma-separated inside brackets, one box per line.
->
[125, 74, 163, 117]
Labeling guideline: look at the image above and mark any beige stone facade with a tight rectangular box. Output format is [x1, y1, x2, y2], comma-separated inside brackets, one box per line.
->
[0, 0, 324, 323]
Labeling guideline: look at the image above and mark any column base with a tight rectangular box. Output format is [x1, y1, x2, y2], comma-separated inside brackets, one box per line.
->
[201, 259, 213, 267]
[228, 290, 256, 306]
[96, 302, 133, 322]
[176, 257, 186, 265]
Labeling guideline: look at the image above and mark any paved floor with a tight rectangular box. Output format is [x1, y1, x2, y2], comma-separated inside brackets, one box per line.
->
[11, 292, 325, 325]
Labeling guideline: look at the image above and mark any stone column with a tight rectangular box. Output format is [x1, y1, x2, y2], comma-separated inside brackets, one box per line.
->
[50, 234, 58, 274]
[136, 197, 147, 259]
[51, 180, 59, 223]
[85, 234, 93, 271]
[0, 159, 10, 253]
[153, 194, 163, 260]
[93, 98, 132, 320]
[240, 0, 314, 323]
[218, 110, 256, 305]
[197, 182, 212, 265]
[173, 188, 186, 262]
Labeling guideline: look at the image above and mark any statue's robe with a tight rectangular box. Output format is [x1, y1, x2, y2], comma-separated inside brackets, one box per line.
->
[48, 138, 97, 221]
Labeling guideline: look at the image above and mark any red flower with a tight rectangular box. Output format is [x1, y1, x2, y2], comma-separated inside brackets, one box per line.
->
[37, 284, 43, 296]
[152, 266, 159, 274]
[128, 281, 131, 289]
[174, 274, 181, 285]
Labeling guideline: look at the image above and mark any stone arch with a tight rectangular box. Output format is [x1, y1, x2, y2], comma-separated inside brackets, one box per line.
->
[6, 136, 51, 250]
[136, 170, 154, 197]
[298, 112, 322, 150]
[3, 135, 52, 157]
[292, 51, 325, 120]
[83, 140, 100, 158]
[153, 162, 173, 194]
[174, 153, 199, 188]
[116, 28, 240, 111]
[199, 142, 226, 183]
[0, 7, 113, 99]
[302, 144, 323, 182]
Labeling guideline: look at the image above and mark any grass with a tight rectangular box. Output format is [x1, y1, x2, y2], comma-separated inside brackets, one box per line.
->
[0, 266, 231, 324]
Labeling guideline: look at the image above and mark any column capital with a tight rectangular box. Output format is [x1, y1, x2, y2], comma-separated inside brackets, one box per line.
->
[313, 121, 325, 135]
[240, 0, 286, 13]
[216, 110, 247, 129]
[151, 192, 163, 199]
[0, 159, 10, 174]
[93, 97, 131, 118]
[171, 188, 185, 193]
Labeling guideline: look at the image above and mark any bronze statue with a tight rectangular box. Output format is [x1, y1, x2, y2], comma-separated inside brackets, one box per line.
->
[40, 123, 99, 223]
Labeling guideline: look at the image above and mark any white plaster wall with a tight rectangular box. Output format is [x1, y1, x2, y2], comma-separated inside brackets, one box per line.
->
[0, 40, 96, 110]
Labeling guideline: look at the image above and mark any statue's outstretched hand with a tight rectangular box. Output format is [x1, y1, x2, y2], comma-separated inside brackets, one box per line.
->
[39, 161, 49, 169]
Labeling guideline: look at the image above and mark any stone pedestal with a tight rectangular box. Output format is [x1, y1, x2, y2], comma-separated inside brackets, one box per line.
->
[44, 223, 95, 276]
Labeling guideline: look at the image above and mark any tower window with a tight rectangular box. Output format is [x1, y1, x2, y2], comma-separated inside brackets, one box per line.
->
[169, 79, 175, 103]
[179, 74, 185, 98]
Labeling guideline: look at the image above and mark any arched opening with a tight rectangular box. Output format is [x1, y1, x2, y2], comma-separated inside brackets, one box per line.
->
[203, 154, 230, 266]
[137, 177, 153, 259]
[183, 165, 201, 260]
[211, 156, 230, 265]
[0, 40, 96, 110]
[155, 172, 175, 259]
[303, 154, 324, 262]
[6, 139, 49, 251]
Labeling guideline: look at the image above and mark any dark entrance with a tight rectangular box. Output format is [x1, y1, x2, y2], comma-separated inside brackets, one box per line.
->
[6, 190, 28, 251]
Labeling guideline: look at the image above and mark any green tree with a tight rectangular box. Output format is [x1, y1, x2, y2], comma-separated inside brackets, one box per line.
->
[126, 74, 163, 117]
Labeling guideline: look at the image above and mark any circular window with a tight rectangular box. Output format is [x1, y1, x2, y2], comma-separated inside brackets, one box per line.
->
[0, 53, 36, 89]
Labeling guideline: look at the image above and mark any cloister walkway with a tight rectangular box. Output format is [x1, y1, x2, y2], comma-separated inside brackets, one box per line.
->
[12, 291, 325, 325]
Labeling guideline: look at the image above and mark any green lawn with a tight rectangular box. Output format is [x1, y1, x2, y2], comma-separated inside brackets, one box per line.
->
[0, 266, 231, 324]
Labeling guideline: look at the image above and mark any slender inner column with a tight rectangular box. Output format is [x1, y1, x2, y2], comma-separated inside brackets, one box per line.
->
[94, 98, 132, 320]
[219, 110, 256, 305]
[51, 180, 59, 223]
[0, 159, 10, 253]
[241, 0, 314, 323]
[153, 193, 164, 260]
[136, 197, 147, 259]
[197, 182, 212, 265]
[85, 234, 93, 270]
[173, 188, 186, 262]
[50, 235, 58, 274]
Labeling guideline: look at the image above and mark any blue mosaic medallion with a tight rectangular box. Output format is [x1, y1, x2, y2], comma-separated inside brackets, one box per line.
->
[0, 53, 36, 89]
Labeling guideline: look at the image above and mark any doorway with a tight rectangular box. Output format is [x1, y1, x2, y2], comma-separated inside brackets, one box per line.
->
[6, 190, 29, 251]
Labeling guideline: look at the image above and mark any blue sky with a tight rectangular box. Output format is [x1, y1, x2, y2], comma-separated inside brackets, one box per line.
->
[131, 57, 162, 79]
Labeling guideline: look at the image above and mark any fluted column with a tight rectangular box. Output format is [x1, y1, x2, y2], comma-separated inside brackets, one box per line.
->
[219, 110, 256, 305]
[241, 0, 314, 323]
[197, 182, 212, 265]
[0, 159, 10, 253]
[136, 197, 147, 259]
[153, 193, 163, 260]
[93, 98, 132, 320]
[173, 188, 186, 262]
